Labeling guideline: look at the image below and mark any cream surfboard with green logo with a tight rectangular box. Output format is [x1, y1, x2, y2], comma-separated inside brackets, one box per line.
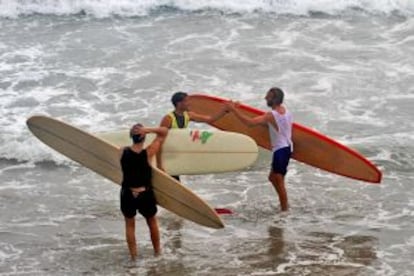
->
[97, 129, 258, 175]
[27, 115, 224, 229]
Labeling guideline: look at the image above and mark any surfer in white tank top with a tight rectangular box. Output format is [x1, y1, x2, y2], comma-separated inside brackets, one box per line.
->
[268, 109, 293, 152]
[227, 87, 293, 212]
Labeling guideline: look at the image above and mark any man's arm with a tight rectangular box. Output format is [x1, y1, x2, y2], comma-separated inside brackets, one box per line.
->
[156, 116, 172, 170]
[227, 102, 270, 127]
[143, 127, 169, 159]
[188, 105, 229, 123]
[159, 115, 172, 128]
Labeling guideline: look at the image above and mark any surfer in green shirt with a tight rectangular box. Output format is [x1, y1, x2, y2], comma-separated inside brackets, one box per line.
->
[158, 91, 229, 180]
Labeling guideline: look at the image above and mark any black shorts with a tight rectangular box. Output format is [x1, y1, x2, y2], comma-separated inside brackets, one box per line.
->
[120, 187, 157, 219]
[271, 146, 292, 176]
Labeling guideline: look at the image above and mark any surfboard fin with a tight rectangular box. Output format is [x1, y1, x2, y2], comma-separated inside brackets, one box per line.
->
[214, 208, 233, 215]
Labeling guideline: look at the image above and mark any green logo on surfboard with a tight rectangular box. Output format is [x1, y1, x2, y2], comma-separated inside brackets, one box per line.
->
[190, 130, 213, 144]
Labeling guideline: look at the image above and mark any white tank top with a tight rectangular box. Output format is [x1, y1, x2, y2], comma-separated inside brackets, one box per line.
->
[268, 109, 293, 152]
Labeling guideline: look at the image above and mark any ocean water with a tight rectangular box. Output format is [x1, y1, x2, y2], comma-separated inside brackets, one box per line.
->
[1, 0, 414, 275]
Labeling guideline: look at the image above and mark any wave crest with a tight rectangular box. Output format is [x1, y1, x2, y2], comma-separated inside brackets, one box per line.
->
[1, 0, 413, 18]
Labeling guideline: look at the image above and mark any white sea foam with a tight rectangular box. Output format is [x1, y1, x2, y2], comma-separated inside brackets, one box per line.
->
[0, 242, 22, 264]
[0, 5, 412, 275]
[1, 0, 413, 18]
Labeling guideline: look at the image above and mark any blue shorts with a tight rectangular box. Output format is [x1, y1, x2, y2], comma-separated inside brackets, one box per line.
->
[120, 187, 157, 219]
[271, 146, 292, 176]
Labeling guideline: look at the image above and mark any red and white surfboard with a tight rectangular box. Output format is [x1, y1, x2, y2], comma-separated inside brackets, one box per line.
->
[188, 94, 382, 183]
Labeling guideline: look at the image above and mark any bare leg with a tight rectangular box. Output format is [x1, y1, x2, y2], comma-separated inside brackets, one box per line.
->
[125, 216, 137, 260]
[146, 216, 161, 256]
[268, 171, 289, 211]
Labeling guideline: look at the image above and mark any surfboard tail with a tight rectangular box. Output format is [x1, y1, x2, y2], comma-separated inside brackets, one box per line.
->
[152, 166, 225, 229]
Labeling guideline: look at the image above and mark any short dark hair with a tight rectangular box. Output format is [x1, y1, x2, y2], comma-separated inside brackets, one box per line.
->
[268, 87, 284, 105]
[171, 92, 188, 107]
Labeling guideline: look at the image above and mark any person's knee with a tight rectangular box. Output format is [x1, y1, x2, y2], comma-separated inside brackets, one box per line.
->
[268, 171, 279, 182]
[275, 174, 284, 183]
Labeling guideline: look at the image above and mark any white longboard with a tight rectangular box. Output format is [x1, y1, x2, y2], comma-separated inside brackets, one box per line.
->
[97, 129, 258, 175]
[27, 115, 224, 229]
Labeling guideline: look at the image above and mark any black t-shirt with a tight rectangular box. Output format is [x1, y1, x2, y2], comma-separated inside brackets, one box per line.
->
[120, 148, 152, 189]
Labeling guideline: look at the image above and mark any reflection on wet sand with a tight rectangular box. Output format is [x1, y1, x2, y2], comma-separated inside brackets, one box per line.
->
[267, 226, 286, 264]
[278, 231, 378, 275]
[235, 226, 378, 275]
[165, 217, 183, 253]
[237, 226, 288, 270]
